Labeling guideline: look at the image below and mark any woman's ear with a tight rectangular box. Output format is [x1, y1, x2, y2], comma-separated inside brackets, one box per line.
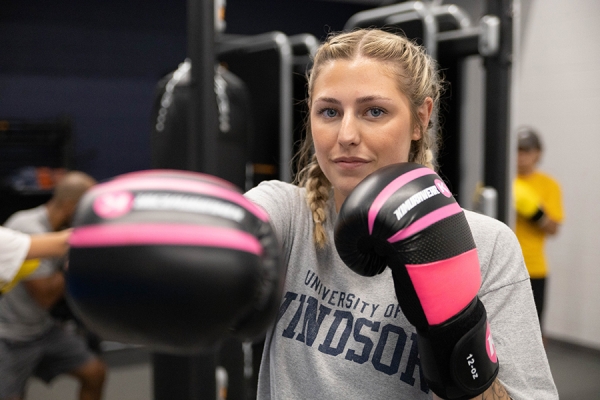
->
[412, 97, 433, 140]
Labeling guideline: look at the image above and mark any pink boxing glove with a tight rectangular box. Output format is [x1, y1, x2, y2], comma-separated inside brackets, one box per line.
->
[335, 163, 498, 400]
[66, 170, 284, 354]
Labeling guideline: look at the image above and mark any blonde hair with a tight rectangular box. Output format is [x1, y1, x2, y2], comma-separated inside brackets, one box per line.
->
[294, 29, 445, 248]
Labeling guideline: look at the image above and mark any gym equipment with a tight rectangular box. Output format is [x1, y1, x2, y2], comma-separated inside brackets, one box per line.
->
[345, 1, 439, 57]
[152, 59, 253, 190]
[344, 0, 512, 223]
[150, 1, 318, 396]
[217, 31, 295, 186]
[288, 33, 319, 179]
[345, 1, 499, 59]
[154, 29, 307, 191]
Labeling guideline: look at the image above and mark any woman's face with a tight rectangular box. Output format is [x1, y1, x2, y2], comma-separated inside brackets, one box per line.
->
[310, 57, 432, 210]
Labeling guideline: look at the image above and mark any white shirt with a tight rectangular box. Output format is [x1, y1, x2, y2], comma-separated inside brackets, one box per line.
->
[0, 227, 31, 289]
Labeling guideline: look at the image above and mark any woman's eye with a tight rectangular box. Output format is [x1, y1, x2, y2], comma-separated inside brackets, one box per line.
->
[320, 108, 338, 118]
[368, 107, 384, 117]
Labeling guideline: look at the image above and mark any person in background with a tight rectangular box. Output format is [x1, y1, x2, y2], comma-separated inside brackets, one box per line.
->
[513, 127, 564, 340]
[245, 28, 557, 399]
[0, 171, 106, 400]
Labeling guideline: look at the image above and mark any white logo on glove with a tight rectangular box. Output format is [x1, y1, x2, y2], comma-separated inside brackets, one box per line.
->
[393, 185, 440, 220]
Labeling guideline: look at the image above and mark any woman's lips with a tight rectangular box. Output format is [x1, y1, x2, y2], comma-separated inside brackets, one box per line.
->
[333, 157, 369, 170]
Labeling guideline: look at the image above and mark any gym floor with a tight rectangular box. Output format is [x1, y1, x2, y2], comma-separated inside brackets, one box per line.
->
[24, 339, 600, 399]
[545, 339, 600, 399]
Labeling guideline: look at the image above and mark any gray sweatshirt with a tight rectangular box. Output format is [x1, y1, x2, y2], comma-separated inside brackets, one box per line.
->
[246, 180, 558, 400]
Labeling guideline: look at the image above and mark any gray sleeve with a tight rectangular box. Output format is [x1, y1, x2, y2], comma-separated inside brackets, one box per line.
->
[244, 181, 292, 240]
[245, 181, 305, 264]
[4, 211, 45, 235]
[468, 211, 559, 399]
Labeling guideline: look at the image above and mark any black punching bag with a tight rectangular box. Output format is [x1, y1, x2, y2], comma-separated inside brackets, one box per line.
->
[151, 61, 254, 190]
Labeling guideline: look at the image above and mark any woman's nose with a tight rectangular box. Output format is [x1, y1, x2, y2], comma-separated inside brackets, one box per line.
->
[337, 114, 360, 147]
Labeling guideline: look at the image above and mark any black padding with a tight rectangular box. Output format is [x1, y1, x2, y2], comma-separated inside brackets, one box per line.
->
[418, 299, 499, 399]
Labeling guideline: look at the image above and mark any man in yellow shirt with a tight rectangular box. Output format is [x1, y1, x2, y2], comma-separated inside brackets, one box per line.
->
[513, 127, 564, 338]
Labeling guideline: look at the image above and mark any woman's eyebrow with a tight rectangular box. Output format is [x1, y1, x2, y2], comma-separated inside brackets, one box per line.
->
[356, 95, 393, 104]
[313, 97, 341, 104]
[313, 96, 393, 105]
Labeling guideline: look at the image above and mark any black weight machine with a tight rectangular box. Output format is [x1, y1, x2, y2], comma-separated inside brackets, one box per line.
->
[345, 0, 512, 222]
[150, 1, 319, 399]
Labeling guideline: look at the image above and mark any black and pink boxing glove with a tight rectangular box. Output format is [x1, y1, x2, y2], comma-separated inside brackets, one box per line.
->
[335, 163, 499, 400]
[66, 170, 284, 354]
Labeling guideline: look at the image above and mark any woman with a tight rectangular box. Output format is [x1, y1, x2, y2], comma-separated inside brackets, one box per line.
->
[245, 29, 556, 399]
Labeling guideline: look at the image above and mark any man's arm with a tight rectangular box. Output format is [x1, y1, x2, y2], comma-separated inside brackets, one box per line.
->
[27, 229, 72, 259]
[539, 218, 559, 235]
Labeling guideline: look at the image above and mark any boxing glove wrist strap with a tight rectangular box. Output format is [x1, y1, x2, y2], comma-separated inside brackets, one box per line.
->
[417, 299, 499, 400]
[528, 208, 545, 223]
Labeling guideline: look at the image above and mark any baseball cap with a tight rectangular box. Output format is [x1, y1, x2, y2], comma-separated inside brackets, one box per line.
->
[517, 127, 542, 151]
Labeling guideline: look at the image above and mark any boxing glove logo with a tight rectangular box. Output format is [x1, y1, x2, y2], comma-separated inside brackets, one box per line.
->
[434, 179, 452, 198]
[93, 191, 134, 219]
[392, 179, 451, 221]
[486, 322, 498, 363]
